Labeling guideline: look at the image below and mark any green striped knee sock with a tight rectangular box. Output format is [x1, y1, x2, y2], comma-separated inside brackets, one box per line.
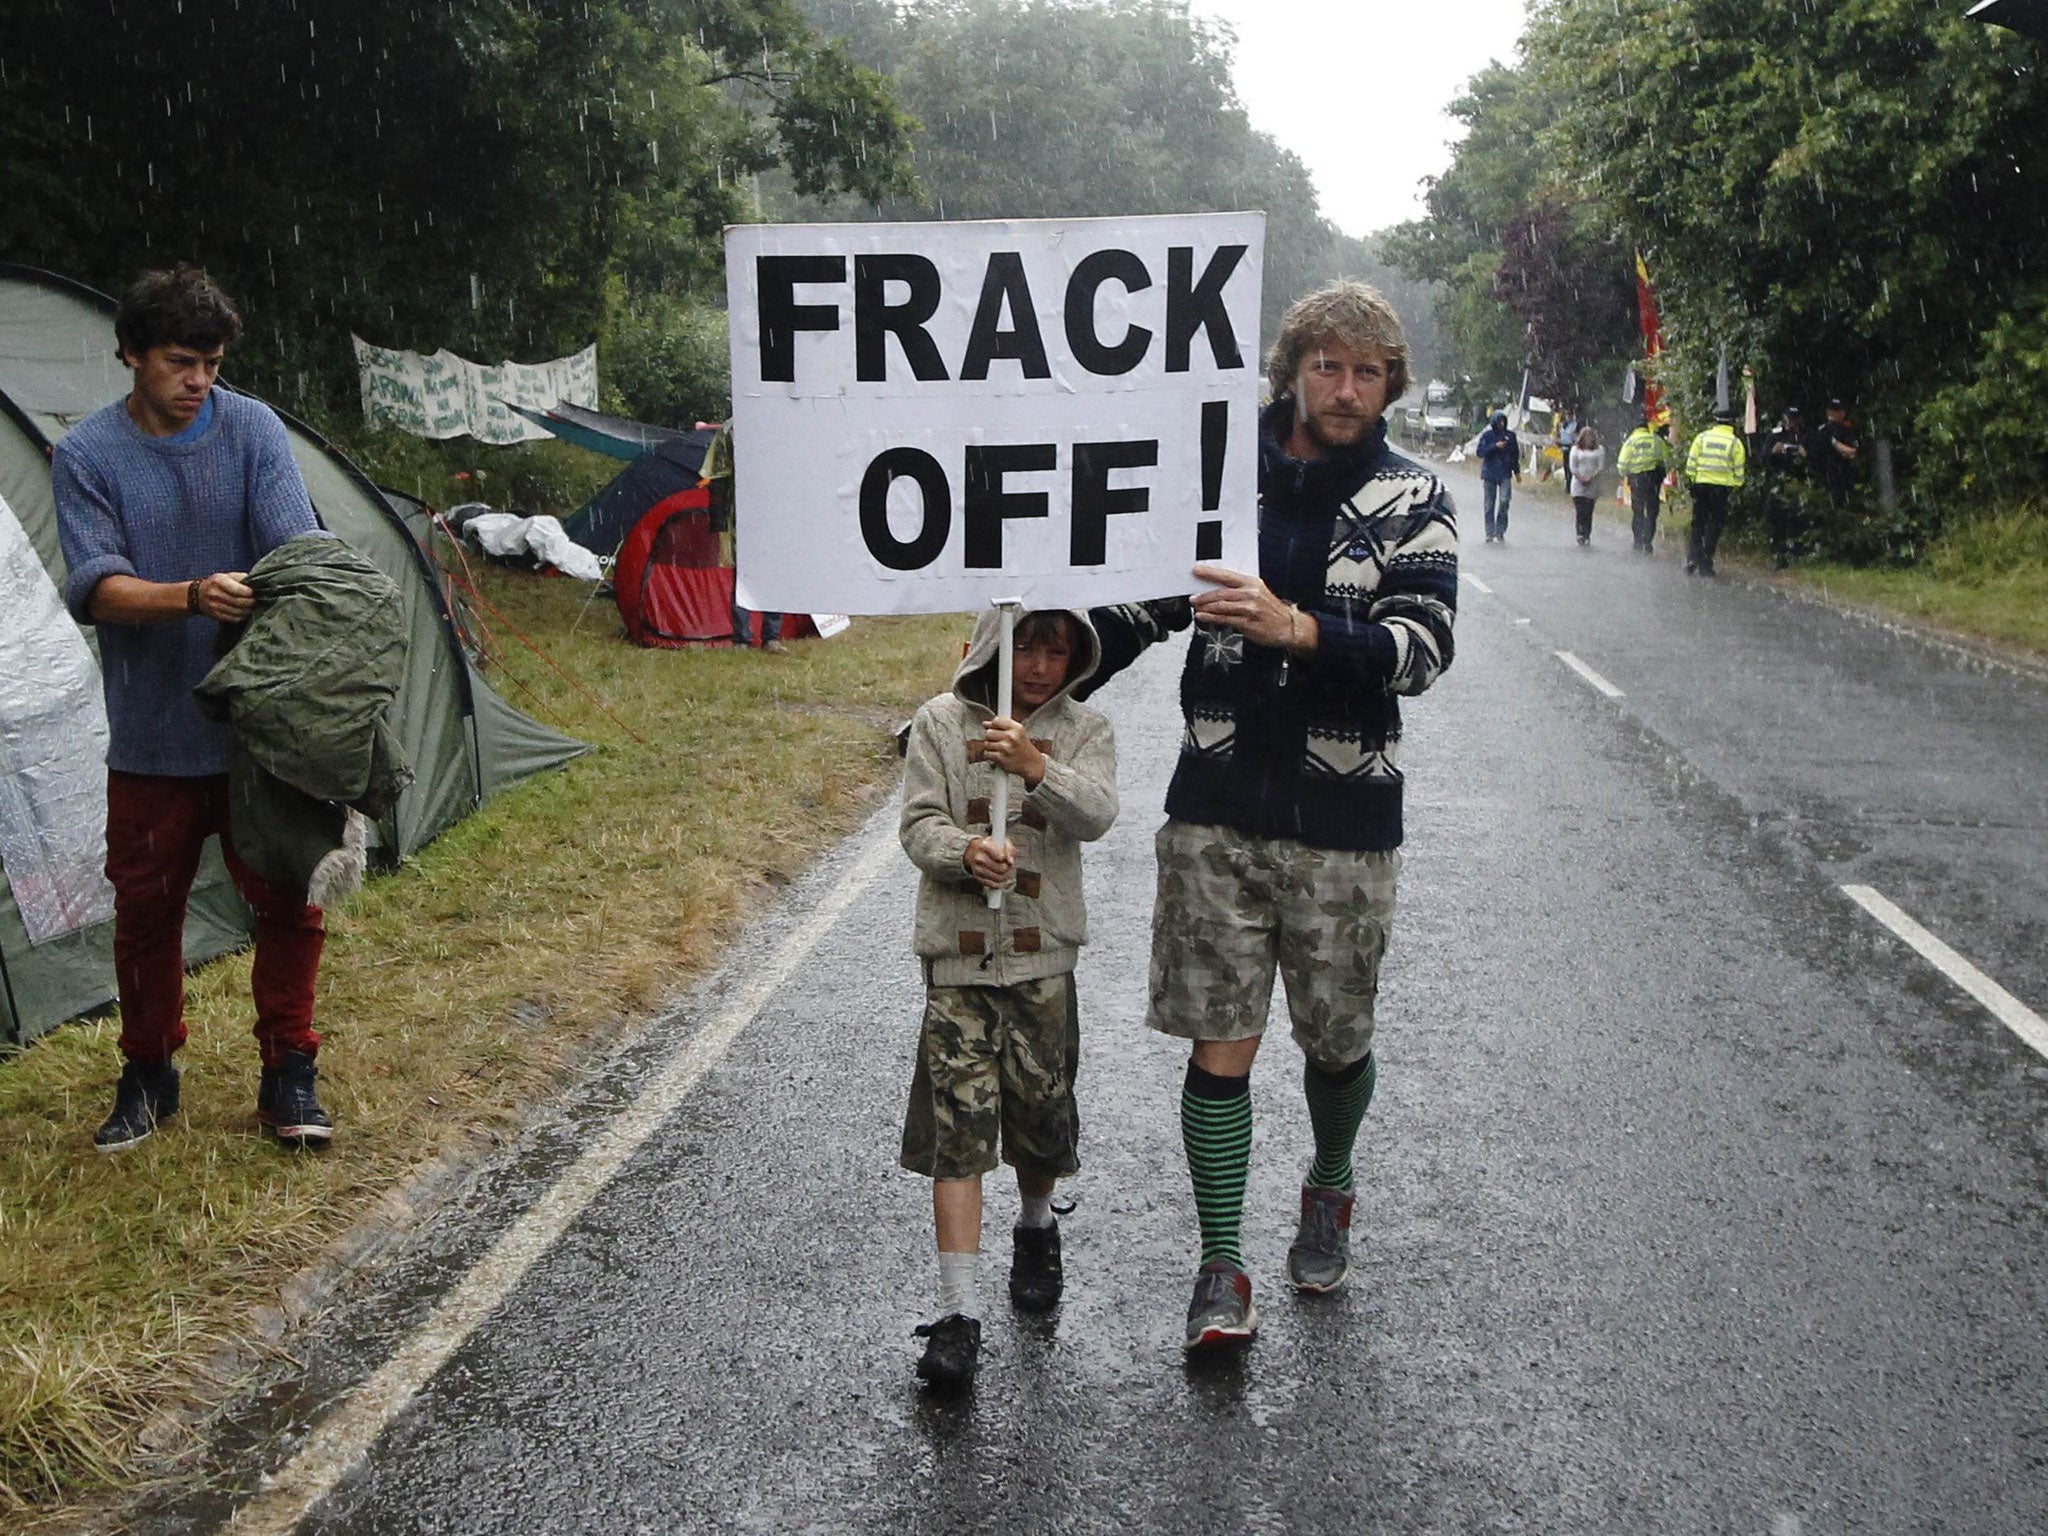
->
[1304, 1051, 1377, 1192]
[1182, 1063, 1253, 1269]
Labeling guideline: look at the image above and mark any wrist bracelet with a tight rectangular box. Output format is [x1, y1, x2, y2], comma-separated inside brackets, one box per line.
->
[186, 579, 202, 616]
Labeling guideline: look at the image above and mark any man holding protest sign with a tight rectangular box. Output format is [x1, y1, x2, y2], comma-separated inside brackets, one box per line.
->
[1082, 281, 1458, 1349]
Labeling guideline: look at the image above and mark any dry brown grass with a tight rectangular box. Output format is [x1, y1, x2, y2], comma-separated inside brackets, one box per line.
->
[0, 568, 965, 1521]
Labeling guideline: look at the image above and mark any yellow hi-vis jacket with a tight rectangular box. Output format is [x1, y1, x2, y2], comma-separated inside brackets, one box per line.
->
[1617, 425, 1672, 476]
[1685, 423, 1747, 487]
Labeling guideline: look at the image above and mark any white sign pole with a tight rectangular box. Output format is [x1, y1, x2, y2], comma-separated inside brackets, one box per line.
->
[986, 597, 1020, 911]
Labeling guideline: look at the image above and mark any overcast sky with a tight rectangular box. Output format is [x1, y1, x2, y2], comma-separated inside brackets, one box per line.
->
[1188, 0, 1532, 239]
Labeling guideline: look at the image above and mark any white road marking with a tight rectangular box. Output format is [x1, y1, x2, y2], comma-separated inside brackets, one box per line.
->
[1555, 650, 1624, 698]
[226, 834, 899, 1534]
[1841, 885, 2048, 1060]
[1461, 573, 1494, 595]
[1513, 617, 1531, 626]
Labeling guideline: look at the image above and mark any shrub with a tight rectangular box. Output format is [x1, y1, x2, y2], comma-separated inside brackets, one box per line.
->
[600, 287, 731, 429]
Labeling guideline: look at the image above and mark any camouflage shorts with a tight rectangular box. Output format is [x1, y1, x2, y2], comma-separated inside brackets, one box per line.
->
[1147, 820, 1400, 1067]
[899, 974, 1082, 1182]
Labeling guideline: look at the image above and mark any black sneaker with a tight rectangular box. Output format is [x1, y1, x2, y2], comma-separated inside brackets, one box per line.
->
[913, 1313, 981, 1391]
[1009, 1221, 1063, 1312]
[94, 1059, 180, 1153]
[257, 1050, 334, 1147]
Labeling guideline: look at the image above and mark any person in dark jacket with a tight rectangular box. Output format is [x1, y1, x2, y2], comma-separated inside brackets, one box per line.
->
[1475, 410, 1521, 542]
[1759, 406, 1811, 568]
[1081, 281, 1457, 1350]
[1812, 398, 1861, 510]
[51, 266, 337, 1153]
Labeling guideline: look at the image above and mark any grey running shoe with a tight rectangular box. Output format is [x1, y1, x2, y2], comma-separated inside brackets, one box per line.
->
[913, 1313, 981, 1391]
[1286, 1183, 1355, 1293]
[1184, 1259, 1258, 1350]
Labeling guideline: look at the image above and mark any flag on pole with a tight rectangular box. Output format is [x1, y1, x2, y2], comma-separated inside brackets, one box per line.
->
[1633, 251, 1665, 422]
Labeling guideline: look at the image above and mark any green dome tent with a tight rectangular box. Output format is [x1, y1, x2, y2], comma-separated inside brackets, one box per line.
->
[0, 264, 587, 1048]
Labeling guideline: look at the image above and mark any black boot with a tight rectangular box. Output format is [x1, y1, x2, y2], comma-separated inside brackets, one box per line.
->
[94, 1058, 180, 1153]
[1008, 1221, 1064, 1312]
[913, 1313, 981, 1392]
[258, 1050, 334, 1147]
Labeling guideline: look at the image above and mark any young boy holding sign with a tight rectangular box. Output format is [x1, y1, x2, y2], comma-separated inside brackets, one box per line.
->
[896, 607, 1118, 1391]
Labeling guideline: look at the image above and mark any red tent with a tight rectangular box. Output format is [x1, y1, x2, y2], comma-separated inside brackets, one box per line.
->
[612, 489, 817, 648]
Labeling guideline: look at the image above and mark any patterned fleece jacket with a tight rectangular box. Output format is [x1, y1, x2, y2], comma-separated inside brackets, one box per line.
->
[899, 608, 1119, 988]
[1082, 398, 1457, 852]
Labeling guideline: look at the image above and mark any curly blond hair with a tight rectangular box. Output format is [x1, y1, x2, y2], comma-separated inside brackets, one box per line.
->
[1265, 281, 1410, 405]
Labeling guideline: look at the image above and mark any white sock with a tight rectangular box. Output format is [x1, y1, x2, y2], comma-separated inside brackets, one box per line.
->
[937, 1250, 980, 1320]
[1018, 1190, 1055, 1229]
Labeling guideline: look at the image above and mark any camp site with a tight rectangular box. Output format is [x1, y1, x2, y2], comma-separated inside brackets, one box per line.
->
[3, 3, 2048, 1533]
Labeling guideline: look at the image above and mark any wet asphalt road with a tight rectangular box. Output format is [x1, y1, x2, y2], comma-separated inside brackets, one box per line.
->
[164, 461, 2048, 1534]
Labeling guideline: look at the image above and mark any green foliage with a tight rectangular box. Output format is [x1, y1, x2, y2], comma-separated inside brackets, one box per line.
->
[1390, 0, 2048, 563]
[1912, 291, 2048, 507]
[599, 283, 735, 428]
[0, 0, 914, 417]
[782, 0, 1440, 365]
[324, 428, 625, 520]
[1382, 61, 1635, 409]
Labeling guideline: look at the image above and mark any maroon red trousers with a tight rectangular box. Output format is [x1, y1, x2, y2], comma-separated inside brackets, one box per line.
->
[106, 770, 325, 1067]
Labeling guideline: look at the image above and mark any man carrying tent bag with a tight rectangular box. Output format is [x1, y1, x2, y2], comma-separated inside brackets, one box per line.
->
[52, 265, 338, 1153]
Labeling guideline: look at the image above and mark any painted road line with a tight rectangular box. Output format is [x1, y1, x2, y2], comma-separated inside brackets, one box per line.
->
[1462, 573, 1494, 595]
[228, 833, 900, 1535]
[1555, 650, 1624, 698]
[1841, 885, 2048, 1060]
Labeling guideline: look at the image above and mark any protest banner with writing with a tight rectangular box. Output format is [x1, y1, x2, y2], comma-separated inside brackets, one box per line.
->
[353, 338, 599, 444]
[724, 213, 1264, 615]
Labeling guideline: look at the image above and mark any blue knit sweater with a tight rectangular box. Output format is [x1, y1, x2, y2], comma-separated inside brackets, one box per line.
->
[52, 388, 323, 776]
[1085, 400, 1458, 851]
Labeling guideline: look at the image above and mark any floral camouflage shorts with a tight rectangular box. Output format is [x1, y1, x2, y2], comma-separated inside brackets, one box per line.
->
[899, 973, 1081, 1182]
[1147, 819, 1400, 1068]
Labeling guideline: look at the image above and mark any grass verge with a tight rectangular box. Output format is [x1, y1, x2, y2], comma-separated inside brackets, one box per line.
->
[0, 569, 963, 1522]
[1775, 508, 2048, 663]
[1530, 475, 2048, 666]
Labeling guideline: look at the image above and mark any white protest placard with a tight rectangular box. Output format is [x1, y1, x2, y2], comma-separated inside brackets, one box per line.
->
[724, 213, 1264, 615]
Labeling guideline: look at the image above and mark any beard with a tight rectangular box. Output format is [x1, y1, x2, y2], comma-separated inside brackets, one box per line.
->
[1296, 403, 1376, 455]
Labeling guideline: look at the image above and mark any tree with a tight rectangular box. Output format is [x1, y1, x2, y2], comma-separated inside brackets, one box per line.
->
[1528, 0, 2048, 451]
[781, 0, 1436, 355]
[1383, 60, 1636, 410]
[0, 0, 915, 422]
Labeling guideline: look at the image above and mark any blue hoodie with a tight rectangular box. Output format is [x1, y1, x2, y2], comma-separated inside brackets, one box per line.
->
[1475, 416, 1520, 484]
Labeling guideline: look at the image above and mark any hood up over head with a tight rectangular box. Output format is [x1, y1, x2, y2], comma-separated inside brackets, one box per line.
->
[951, 606, 1102, 717]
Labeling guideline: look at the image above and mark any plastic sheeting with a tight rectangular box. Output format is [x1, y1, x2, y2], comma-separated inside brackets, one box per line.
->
[463, 512, 604, 582]
[0, 489, 113, 943]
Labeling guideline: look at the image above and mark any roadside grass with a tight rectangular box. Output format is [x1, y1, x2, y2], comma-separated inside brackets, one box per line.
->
[1778, 508, 2048, 661]
[0, 572, 963, 1520]
[1519, 474, 2047, 664]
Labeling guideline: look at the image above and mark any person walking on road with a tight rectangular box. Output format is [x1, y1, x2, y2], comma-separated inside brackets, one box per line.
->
[1682, 409, 1747, 577]
[897, 607, 1119, 1391]
[1081, 281, 1458, 1351]
[1567, 424, 1605, 546]
[1616, 415, 1673, 553]
[1475, 410, 1520, 543]
[51, 265, 337, 1152]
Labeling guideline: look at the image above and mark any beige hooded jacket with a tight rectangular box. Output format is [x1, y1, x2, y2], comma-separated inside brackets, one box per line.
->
[899, 607, 1118, 988]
